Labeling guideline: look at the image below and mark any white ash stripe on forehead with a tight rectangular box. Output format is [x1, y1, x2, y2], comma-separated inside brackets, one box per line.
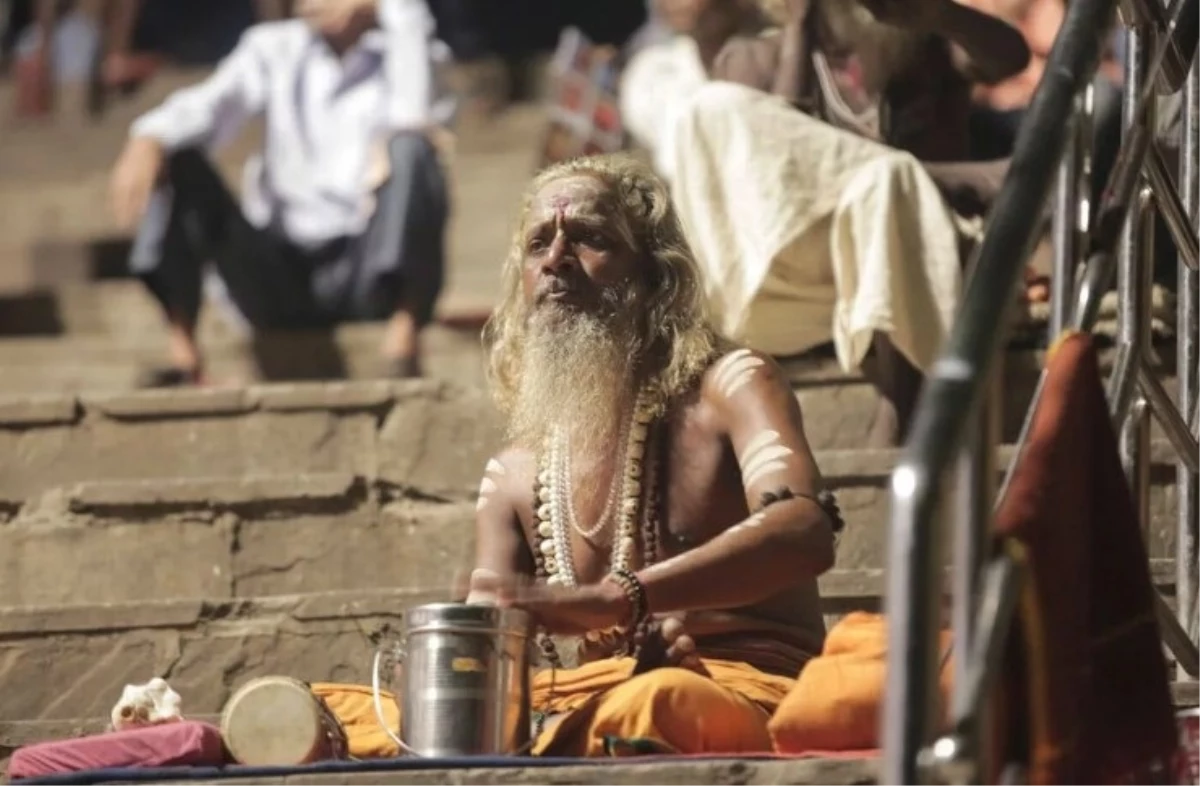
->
[739, 429, 793, 488]
[486, 458, 507, 476]
[712, 349, 765, 398]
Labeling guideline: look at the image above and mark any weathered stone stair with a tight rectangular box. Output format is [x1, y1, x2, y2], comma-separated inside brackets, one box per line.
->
[0, 376, 1185, 776]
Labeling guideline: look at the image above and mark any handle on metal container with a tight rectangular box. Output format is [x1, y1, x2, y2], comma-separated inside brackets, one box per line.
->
[371, 645, 422, 758]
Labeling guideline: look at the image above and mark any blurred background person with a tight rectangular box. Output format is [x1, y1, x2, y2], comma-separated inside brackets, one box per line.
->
[108, 0, 454, 386]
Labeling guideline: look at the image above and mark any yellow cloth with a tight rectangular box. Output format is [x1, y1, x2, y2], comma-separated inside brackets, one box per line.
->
[531, 657, 794, 756]
[767, 613, 954, 753]
[311, 682, 399, 760]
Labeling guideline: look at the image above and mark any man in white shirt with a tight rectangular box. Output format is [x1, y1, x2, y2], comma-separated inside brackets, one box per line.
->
[109, 0, 452, 386]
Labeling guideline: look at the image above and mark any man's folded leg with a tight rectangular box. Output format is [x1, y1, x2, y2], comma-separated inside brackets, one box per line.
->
[533, 661, 778, 757]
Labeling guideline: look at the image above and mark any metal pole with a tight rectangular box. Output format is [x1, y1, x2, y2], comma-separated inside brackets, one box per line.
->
[951, 366, 1000, 783]
[1116, 21, 1156, 542]
[1051, 90, 1091, 339]
[1050, 109, 1078, 340]
[880, 0, 1113, 775]
[1177, 53, 1199, 653]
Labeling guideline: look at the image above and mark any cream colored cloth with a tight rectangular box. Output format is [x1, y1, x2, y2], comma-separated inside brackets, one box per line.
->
[619, 36, 709, 183]
[669, 81, 964, 372]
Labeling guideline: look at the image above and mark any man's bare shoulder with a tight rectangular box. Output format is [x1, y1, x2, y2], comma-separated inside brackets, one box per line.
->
[698, 346, 792, 408]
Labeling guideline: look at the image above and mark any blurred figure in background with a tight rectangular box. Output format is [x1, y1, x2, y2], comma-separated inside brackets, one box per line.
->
[620, 0, 768, 180]
[660, 0, 1029, 445]
[109, 0, 454, 386]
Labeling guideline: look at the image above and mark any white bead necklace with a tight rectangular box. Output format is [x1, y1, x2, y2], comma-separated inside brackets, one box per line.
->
[536, 389, 654, 587]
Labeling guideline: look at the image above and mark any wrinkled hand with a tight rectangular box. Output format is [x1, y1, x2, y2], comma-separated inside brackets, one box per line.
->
[858, 0, 948, 29]
[110, 137, 164, 230]
[632, 615, 710, 676]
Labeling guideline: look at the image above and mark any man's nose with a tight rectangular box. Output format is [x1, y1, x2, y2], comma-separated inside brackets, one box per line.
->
[540, 231, 575, 272]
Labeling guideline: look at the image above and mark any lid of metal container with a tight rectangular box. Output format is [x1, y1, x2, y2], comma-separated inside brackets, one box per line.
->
[403, 602, 533, 635]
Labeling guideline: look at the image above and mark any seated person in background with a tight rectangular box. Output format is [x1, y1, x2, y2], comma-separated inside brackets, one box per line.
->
[663, 0, 1029, 445]
[619, 0, 767, 179]
[109, 0, 453, 386]
[466, 153, 842, 756]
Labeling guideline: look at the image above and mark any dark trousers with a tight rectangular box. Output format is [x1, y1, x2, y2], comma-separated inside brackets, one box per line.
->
[129, 132, 449, 331]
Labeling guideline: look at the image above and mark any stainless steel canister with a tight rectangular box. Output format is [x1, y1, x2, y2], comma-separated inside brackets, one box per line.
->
[372, 603, 533, 757]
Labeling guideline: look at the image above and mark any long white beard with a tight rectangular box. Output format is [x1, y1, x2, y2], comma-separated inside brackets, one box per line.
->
[509, 304, 636, 461]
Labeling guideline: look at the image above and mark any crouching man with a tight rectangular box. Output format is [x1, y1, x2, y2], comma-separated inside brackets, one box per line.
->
[467, 154, 843, 755]
[110, 0, 452, 385]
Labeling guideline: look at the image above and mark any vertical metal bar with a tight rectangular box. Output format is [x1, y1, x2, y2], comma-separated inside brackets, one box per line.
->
[1052, 84, 1096, 340]
[1116, 22, 1156, 542]
[951, 364, 1000, 782]
[1177, 54, 1199, 653]
[1051, 97, 1084, 339]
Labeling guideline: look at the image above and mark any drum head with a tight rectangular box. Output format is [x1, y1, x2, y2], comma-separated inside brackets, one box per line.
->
[221, 677, 323, 766]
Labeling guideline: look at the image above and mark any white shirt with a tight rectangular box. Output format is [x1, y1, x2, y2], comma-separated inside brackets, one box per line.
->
[131, 0, 455, 247]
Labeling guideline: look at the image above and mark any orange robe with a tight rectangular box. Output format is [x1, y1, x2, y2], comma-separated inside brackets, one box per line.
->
[530, 657, 795, 756]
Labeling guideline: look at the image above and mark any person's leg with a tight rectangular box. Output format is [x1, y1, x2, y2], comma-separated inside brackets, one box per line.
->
[12, 0, 56, 116]
[344, 131, 450, 377]
[540, 667, 774, 756]
[860, 332, 923, 447]
[129, 148, 303, 384]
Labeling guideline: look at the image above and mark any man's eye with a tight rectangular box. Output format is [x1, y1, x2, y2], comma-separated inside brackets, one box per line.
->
[581, 232, 609, 249]
[527, 238, 547, 253]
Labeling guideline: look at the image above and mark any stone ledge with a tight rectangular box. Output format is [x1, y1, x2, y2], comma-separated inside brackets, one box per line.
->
[85, 388, 257, 419]
[816, 440, 1178, 483]
[0, 599, 206, 637]
[819, 559, 1177, 599]
[254, 381, 400, 413]
[215, 758, 878, 786]
[0, 588, 442, 637]
[9, 562, 1175, 639]
[67, 473, 360, 512]
[0, 395, 79, 427]
[0, 749, 876, 785]
[71, 379, 453, 422]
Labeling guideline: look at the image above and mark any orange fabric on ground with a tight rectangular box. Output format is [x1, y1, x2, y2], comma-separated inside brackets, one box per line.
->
[531, 657, 794, 756]
[991, 332, 1179, 783]
[311, 683, 399, 760]
[768, 612, 954, 753]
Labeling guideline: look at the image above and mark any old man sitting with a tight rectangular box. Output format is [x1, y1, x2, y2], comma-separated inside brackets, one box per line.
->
[466, 153, 843, 755]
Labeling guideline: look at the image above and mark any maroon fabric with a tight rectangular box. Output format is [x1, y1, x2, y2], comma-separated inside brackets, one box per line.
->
[8, 722, 226, 779]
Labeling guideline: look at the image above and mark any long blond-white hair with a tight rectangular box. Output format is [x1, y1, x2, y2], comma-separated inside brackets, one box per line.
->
[483, 154, 719, 420]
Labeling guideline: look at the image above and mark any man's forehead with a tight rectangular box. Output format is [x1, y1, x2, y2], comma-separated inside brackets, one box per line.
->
[528, 175, 612, 219]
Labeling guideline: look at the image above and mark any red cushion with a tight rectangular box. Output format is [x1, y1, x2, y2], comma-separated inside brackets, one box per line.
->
[8, 721, 226, 779]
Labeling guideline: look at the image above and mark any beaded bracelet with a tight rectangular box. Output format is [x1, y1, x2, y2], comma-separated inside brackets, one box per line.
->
[606, 567, 649, 630]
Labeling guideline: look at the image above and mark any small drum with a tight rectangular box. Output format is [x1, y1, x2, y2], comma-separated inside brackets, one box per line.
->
[220, 676, 349, 766]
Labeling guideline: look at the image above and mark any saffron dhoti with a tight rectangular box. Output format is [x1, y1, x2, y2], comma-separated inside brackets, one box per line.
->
[531, 657, 794, 756]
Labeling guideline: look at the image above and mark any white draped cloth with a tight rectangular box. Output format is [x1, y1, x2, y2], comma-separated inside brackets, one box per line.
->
[668, 81, 966, 373]
[619, 36, 709, 183]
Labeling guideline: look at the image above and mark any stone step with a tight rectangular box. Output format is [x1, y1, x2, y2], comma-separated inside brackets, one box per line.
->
[0, 323, 492, 394]
[0, 414, 1181, 608]
[0, 580, 884, 727]
[0, 573, 1185, 775]
[0, 344, 1173, 453]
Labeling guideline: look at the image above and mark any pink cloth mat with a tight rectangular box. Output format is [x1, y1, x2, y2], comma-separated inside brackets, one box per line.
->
[8, 722, 226, 781]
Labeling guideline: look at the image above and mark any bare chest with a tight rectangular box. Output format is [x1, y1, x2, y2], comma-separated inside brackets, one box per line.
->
[510, 403, 751, 586]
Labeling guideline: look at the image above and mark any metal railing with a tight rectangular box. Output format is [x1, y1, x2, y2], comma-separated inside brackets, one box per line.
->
[879, 0, 1200, 778]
